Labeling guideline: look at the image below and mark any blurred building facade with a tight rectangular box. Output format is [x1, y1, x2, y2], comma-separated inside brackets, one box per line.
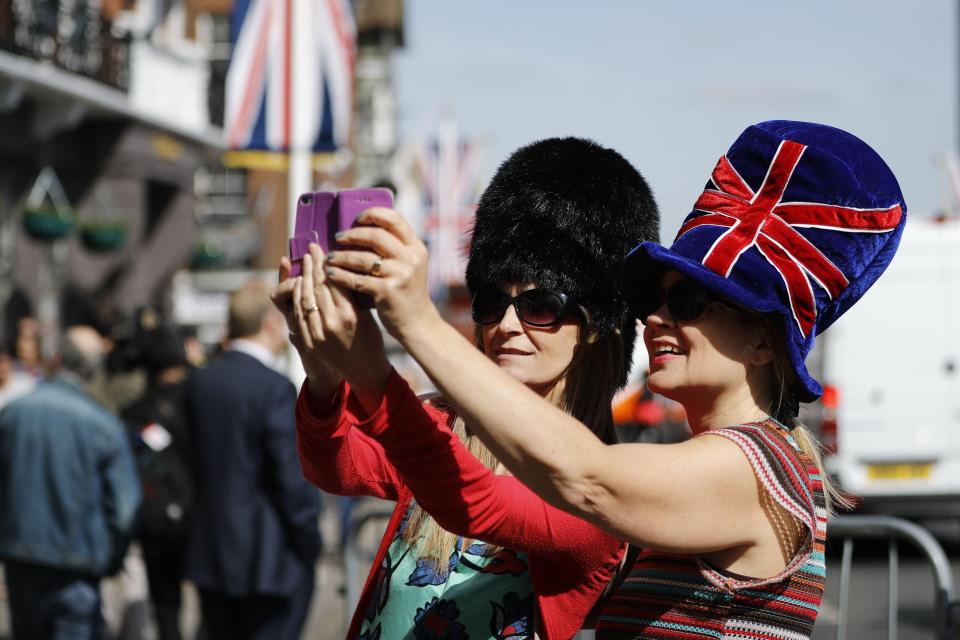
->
[0, 0, 223, 352]
[0, 0, 407, 352]
[177, 0, 405, 345]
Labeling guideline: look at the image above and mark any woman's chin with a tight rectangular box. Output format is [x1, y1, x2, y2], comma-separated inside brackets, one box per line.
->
[497, 362, 534, 386]
[646, 372, 680, 401]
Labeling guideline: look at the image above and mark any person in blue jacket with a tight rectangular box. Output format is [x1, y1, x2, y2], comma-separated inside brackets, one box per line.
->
[0, 324, 142, 640]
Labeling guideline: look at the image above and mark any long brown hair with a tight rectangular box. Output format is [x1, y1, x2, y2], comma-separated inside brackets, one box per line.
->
[400, 320, 623, 574]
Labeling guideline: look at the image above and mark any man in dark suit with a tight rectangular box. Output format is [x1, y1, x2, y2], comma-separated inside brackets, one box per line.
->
[184, 282, 321, 640]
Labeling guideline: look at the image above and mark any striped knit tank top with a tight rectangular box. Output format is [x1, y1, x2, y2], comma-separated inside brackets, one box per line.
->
[597, 419, 827, 639]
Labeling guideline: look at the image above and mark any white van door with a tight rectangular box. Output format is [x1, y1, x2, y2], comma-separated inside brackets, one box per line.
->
[824, 218, 960, 515]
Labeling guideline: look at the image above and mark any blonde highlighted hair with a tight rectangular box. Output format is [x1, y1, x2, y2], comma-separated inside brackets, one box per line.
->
[762, 317, 854, 516]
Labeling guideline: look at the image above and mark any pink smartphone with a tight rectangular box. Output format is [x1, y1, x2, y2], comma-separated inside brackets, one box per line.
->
[289, 188, 393, 309]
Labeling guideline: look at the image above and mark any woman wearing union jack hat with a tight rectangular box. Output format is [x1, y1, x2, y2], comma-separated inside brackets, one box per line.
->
[321, 120, 906, 638]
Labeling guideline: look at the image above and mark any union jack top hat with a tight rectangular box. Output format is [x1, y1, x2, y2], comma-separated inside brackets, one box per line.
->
[623, 120, 907, 402]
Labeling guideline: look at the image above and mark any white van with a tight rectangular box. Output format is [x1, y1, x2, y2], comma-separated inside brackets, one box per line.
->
[807, 216, 960, 517]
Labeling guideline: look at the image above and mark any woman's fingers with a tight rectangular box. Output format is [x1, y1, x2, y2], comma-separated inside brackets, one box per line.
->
[308, 207, 434, 346]
[325, 266, 384, 301]
[357, 207, 421, 247]
[327, 277, 357, 315]
[324, 210, 433, 340]
[325, 249, 390, 278]
[301, 252, 329, 343]
[279, 256, 293, 283]
[270, 274, 297, 320]
[272, 257, 300, 334]
[292, 276, 315, 350]
[308, 244, 352, 331]
[334, 225, 406, 260]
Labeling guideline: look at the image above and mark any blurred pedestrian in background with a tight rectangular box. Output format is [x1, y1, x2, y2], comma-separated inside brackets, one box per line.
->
[11, 316, 45, 379]
[89, 307, 156, 414]
[0, 342, 35, 409]
[121, 324, 195, 640]
[0, 325, 142, 640]
[184, 281, 321, 640]
[180, 325, 208, 369]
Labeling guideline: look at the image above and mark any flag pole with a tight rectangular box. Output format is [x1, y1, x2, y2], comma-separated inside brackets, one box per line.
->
[287, 0, 311, 386]
[288, 0, 312, 237]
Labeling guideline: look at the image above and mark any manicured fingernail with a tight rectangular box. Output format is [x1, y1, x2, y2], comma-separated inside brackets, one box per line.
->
[325, 267, 336, 276]
[334, 231, 345, 241]
[356, 212, 368, 223]
[326, 251, 337, 260]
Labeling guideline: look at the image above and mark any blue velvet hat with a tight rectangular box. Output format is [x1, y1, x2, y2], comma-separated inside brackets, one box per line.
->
[623, 121, 906, 402]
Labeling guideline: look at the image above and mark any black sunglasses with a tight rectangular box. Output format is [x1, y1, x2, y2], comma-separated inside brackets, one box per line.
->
[630, 279, 730, 325]
[471, 289, 576, 327]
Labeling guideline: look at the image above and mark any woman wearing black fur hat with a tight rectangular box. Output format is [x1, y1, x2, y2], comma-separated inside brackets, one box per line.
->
[273, 137, 659, 639]
[321, 121, 906, 638]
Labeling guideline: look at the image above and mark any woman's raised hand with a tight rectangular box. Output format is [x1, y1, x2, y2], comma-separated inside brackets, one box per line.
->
[271, 245, 391, 401]
[271, 255, 341, 395]
[324, 207, 441, 342]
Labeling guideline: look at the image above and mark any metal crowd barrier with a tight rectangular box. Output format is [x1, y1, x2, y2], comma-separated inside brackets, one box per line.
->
[828, 515, 959, 640]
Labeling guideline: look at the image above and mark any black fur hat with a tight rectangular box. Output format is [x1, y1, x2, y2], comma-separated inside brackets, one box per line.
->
[466, 137, 659, 389]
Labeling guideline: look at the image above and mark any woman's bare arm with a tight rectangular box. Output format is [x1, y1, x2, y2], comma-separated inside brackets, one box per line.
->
[325, 208, 768, 553]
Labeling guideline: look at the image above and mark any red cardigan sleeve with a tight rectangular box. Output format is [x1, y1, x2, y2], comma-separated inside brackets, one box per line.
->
[295, 380, 403, 500]
[352, 370, 624, 574]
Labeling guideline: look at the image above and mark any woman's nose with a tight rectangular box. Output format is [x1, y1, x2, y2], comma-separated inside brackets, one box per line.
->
[497, 304, 524, 333]
[645, 301, 674, 328]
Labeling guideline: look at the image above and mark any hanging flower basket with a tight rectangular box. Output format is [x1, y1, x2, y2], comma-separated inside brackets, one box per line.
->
[21, 167, 76, 242]
[22, 207, 76, 241]
[79, 219, 129, 252]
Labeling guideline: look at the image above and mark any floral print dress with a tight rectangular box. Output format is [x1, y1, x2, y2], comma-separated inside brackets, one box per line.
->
[359, 505, 534, 640]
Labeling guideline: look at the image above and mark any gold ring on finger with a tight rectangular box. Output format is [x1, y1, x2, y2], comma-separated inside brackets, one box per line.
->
[371, 256, 383, 277]
[304, 303, 319, 314]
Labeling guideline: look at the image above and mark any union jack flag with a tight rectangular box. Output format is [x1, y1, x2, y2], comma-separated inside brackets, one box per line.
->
[225, 0, 355, 152]
[677, 140, 903, 336]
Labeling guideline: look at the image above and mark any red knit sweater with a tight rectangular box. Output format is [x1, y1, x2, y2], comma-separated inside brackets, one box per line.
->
[295, 369, 625, 640]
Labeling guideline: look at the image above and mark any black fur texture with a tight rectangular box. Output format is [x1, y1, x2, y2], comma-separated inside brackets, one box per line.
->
[466, 137, 660, 389]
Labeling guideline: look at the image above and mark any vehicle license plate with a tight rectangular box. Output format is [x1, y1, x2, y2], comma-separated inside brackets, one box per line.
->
[866, 462, 933, 481]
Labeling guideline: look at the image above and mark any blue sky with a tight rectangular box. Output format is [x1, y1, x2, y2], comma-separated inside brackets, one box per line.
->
[394, 1, 955, 237]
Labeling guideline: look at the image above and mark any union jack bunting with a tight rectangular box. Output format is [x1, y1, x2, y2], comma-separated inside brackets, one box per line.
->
[676, 140, 903, 336]
[414, 124, 483, 295]
[225, 0, 355, 152]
